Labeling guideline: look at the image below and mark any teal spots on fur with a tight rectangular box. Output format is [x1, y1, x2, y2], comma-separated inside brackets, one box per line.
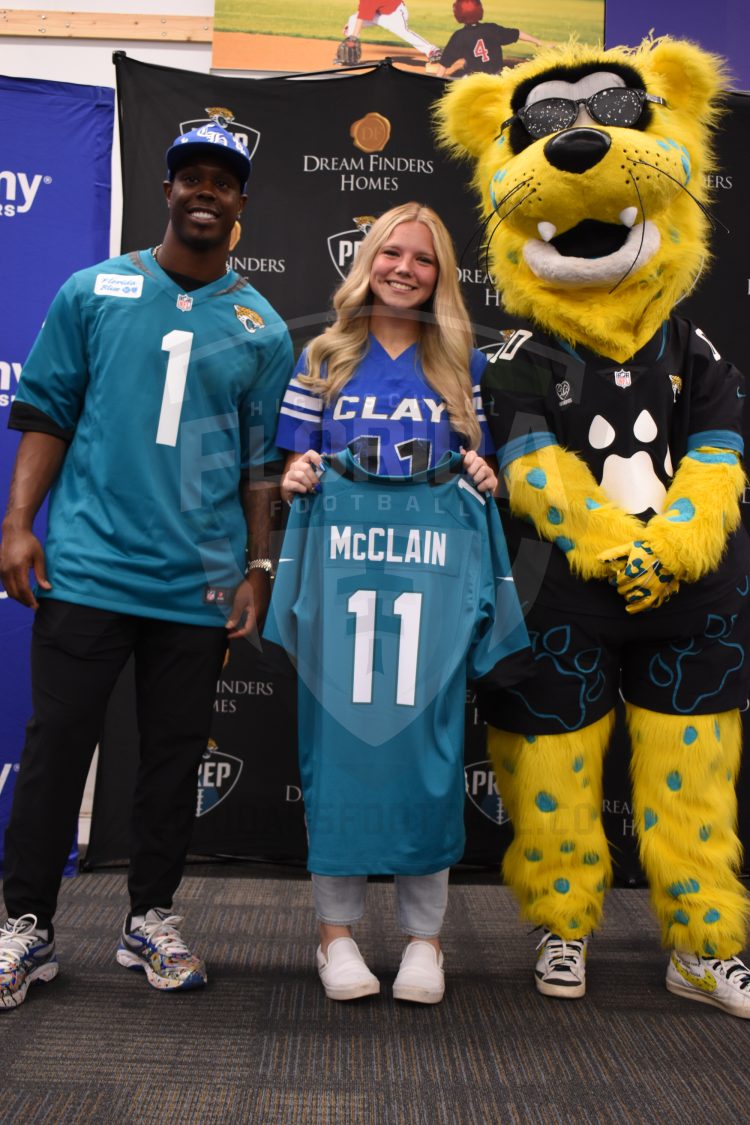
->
[496, 135, 505, 146]
[525, 848, 543, 862]
[585, 497, 601, 510]
[569, 918, 580, 930]
[560, 840, 575, 854]
[595, 880, 606, 893]
[683, 726, 698, 746]
[704, 909, 721, 924]
[554, 878, 570, 894]
[547, 507, 563, 525]
[699, 824, 712, 842]
[644, 808, 658, 831]
[714, 720, 721, 740]
[703, 942, 717, 956]
[535, 791, 557, 812]
[667, 771, 682, 791]
[555, 536, 574, 553]
[666, 498, 695, 522]
[525, 734, 537, 743]
[672, 910, 690, 925]
[526, 468, 546, 489]
[668, 879, 700, 898]
[726, 768, 733, 781]
[502, 758, 515, 774]
[583, 852, 599, 865]
[668, 227, 681, 244]
[581, 777, 590, 788]
[680, 149, 691, 184]
[492, 169, 506, 181]
[572, 756, 584, 772]
[507, 250, 519, 264]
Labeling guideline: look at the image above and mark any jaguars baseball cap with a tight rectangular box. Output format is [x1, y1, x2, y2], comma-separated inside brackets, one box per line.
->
[166, 123, 251, 190]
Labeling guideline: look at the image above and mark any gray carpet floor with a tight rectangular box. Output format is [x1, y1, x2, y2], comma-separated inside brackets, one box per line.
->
[1, 872, 749, 1124]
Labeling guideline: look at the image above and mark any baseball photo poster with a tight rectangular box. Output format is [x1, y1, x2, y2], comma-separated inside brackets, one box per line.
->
[212, 1, 606, 74]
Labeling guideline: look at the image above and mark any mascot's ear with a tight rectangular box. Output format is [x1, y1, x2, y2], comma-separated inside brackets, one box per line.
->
[434, 73, 514, 158]
[643, 38, 727, 122]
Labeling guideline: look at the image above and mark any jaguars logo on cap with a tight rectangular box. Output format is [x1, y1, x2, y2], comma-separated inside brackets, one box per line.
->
[235, 304, 265, 333]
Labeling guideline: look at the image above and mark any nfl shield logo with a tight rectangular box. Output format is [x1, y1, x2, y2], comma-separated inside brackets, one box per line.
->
[176, 293, 193, 312]
[614, 369, 632, 388]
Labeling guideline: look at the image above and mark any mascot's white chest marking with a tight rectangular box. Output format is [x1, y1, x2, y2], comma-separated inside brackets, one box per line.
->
[588, 409, 670, 514]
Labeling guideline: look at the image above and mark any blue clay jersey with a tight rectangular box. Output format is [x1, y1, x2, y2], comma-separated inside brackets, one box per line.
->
[274, 336, 491, 473]
[10, 250, 293, 625]
[264, 449, 530, 875]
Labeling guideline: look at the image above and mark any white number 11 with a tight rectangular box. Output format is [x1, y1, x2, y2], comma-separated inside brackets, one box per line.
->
[156, 330, 194, 446]
[347, 590, 423, 707]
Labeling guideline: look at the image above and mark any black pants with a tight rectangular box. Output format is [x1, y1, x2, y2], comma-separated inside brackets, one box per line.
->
[3, 600, 227, 930]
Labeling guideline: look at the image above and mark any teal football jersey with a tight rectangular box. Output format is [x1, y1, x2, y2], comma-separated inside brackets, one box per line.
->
[12, 250, 293, 625]
[264, 449, 530, 875]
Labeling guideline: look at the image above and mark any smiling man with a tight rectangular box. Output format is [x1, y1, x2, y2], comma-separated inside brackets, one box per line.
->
[0, 122, 293, 1009]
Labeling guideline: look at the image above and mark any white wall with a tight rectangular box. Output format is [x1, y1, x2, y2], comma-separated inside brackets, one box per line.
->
[0, 0, 214, 253]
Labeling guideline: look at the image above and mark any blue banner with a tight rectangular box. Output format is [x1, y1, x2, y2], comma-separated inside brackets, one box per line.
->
[0, 74, 114, 872]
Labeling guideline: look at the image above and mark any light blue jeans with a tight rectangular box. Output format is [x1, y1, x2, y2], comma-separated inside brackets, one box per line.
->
[311, 869, 450, 937]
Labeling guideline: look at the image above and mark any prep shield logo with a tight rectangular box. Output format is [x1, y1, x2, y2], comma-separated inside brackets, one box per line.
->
[328, 216, 376, 278]
[464, 760, 509, 826]
[179, 107, 260, 163]
[195, 740, 242, 817]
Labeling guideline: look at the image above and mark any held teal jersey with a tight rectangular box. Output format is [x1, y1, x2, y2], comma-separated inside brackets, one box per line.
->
[264, 450, 530, 875]
[10, 250, 293, 625]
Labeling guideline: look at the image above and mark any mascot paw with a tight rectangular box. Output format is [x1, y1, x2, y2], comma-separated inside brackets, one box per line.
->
[598, 540, 679, 613]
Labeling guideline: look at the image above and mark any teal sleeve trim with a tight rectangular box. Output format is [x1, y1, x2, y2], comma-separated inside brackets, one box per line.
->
[498, 431, 558, 469]
[687, 430, 744, 455]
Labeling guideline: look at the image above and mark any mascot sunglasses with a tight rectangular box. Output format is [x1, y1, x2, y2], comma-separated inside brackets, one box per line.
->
[502, 87, 668, 140]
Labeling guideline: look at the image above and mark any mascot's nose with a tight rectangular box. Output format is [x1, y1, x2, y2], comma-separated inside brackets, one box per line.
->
[544, 128, 612, 174]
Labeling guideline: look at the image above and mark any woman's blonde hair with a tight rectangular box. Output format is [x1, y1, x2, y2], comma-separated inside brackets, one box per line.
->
[300, 201, 481, 448]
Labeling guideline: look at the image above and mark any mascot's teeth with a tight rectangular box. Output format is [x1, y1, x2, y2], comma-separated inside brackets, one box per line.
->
[619, 207, 638, 228]
[537, 222, 557, 242]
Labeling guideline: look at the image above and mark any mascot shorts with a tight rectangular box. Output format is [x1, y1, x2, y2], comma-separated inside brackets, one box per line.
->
[480, 578, 750, 735]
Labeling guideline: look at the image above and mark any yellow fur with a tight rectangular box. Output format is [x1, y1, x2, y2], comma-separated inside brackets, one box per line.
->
[488, 715, 614, 938]
[627, 705, 749, 957]
[644, 449, 746, 581]
[436, 38, 727, 360]
[506, 445, 645, 579]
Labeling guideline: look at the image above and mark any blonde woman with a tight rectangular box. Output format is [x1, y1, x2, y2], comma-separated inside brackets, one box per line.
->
[275, 203, 498, 1004]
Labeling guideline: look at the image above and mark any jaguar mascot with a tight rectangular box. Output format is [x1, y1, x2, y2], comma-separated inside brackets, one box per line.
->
[438, 37, 750, 1016]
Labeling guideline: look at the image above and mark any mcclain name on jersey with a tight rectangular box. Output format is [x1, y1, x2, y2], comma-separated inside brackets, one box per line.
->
[329, 524, 448, 566]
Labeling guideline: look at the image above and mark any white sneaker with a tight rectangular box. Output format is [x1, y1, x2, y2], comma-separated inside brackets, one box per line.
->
[666, 950, 750, 1018]
[316, 937, 380, 1001]
[535, 931, 588, 998]
[392, 941, 445, 1004]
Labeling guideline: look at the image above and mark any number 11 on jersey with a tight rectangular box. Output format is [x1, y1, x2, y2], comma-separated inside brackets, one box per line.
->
[348, 590, 423, 707]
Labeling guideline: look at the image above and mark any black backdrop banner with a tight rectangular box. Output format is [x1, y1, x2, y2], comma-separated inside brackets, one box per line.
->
[86, 57, 750, 881]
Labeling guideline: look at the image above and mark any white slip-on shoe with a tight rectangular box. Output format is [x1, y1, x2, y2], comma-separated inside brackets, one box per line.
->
[316, 937, 380, 1001]
[666, 950, 750, 1018]
[392, 940, 445, 1004]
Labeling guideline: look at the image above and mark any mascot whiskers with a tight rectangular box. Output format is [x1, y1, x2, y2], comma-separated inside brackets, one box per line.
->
[437, 37, 750, 1015]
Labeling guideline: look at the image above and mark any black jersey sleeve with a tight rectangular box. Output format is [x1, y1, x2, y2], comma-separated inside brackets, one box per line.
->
[683, 321, 745, 456]
[480, 332, 559, 468]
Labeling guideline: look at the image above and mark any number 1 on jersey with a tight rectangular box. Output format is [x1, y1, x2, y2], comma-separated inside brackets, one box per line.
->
[157, 330, 193, 446]
[348, 590, 423, 707]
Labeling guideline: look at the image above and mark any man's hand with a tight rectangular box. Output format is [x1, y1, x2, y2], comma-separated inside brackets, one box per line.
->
[0, 525, 51, 609]
[598, 539, 679, 614]
[225, 569, 271, 640]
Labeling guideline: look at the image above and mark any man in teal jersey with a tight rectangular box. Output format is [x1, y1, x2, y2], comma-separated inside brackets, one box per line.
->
[0, 122, 293, 1008]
